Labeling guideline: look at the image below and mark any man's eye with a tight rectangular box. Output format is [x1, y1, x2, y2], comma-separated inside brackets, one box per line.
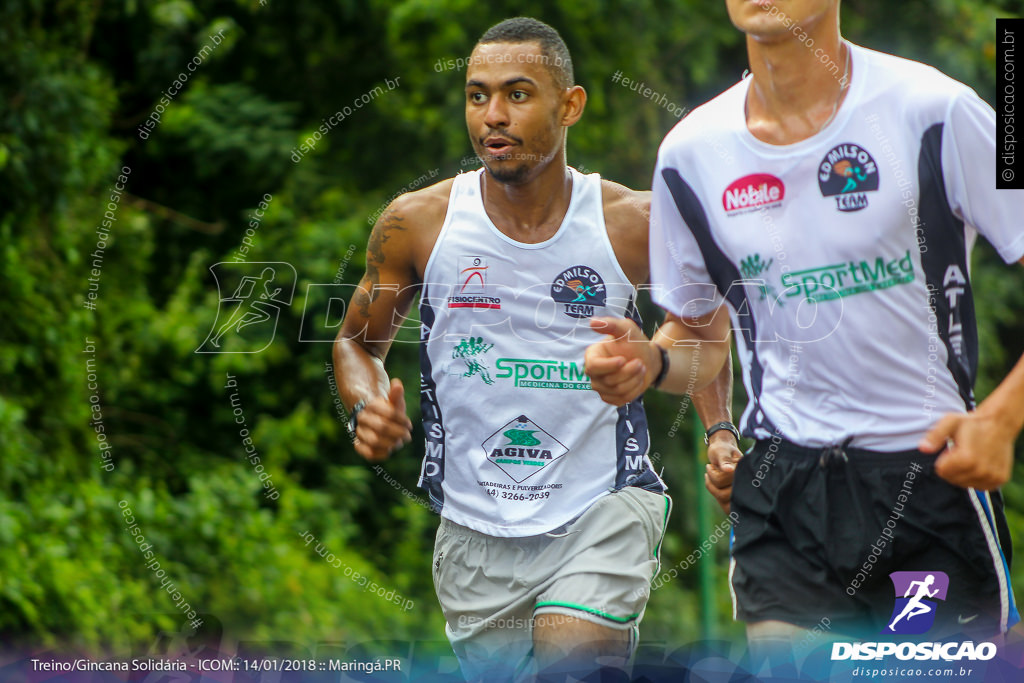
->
[469, 92, 487, 103]
[510, 91, 528, 102]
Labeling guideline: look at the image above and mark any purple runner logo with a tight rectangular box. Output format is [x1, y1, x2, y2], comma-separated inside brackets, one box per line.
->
[883, 571, 949, 635]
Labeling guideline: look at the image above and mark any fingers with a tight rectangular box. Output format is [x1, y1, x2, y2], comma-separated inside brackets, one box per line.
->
[584, 353, 626, 378]
[354, 437, 390, 462]
[706, 439, 740, 515]
[706, 441, 742, 472]
[388, 378, 408, 416]
[704, 472, 731, 515]
[705, 462, 734, 491]
[918, 414, 961, 453]
[935, 445, 1011, 491]
[934, 447, 969, 487]
[926, 411, 1013, 490]
[585, 320, 654, 407]
[353, 393, 412, 461]
[589, 316, 639, 340]
[587, 358, 647, 406]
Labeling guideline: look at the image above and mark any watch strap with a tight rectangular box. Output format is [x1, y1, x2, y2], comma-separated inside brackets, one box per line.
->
[346, 399, 367, 440]
[704, 421, 740, 445]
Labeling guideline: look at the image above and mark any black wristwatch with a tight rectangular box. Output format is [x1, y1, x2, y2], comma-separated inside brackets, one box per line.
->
[704, 421, 741, 445]
[651, 345, 670, 389]
[346, 400, 367, 440]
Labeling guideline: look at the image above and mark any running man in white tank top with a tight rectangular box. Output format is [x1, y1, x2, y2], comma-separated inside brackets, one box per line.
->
[333, 16, 738, 681]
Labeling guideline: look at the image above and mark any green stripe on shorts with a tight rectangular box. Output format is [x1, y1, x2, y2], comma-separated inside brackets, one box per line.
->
[534, 601, 639, 623]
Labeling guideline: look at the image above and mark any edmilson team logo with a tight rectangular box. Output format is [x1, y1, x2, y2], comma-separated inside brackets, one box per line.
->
[447, 256, 501, 309]
[482, 415, 568, 483]
[883, 571, 949, 635]
[722, 173, 785, 215]
[550, 265, 606, 318]
[818, 143, 880, 212]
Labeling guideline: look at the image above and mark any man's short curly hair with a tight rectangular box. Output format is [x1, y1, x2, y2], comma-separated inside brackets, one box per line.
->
[477, 17, 574, 89]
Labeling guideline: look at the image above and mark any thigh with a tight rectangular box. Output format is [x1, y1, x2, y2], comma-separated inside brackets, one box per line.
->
[730, 443, 862, 630]
[535, 487, 671, 630]
[432, 519, 535, 681]
[867, 478, 1015, 639]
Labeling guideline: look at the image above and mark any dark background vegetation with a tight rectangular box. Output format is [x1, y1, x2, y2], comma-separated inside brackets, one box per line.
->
[2, 0, 1022, 660]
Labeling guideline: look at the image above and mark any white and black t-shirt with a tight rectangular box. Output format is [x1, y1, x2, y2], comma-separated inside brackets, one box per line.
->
[651, 43, 1024, 451]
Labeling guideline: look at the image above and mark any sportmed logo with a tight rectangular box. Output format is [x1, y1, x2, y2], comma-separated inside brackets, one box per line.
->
[781, 250, 914, 302]
[494, 358, 590, 390]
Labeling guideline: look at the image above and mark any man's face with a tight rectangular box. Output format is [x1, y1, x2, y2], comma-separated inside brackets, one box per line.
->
[725, 0, 836, 41]
[465, 41, 567, 185]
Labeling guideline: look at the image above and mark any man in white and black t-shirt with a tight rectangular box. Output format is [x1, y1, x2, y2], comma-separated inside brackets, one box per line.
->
[334, 17, 738, 681]
[586, 0, 1024, 662]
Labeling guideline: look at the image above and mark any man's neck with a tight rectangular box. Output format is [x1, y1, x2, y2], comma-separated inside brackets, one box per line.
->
[745, 31, 850, 145]
[480, 158, 573, 243]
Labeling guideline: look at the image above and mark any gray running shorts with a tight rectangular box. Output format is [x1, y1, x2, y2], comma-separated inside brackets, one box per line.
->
[432, 486, 671, 680]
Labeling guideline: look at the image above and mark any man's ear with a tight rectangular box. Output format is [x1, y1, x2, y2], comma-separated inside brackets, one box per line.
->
[561, 85, 587, 127]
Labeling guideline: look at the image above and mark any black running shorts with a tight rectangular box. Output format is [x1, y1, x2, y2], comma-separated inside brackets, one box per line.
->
[729, 437, 1017, 639]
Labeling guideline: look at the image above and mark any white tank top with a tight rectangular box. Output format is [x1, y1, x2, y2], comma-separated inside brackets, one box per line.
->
[416, 167, 664, 537]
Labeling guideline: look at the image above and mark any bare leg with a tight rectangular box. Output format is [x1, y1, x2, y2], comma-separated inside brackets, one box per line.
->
[532, 613, 631, 681]
[746, 620, 811, 678]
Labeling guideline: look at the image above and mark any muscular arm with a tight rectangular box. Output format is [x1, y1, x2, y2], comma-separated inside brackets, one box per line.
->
[334, 205, 415, 400]
[648, 309, 732, 395]
[332, 184, 448, 460]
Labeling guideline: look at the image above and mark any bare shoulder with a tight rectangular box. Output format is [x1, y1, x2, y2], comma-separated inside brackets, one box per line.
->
[600, 179, 650, 229]
[599, 179, 650, 285]
[371, 177, 456, 279]
[388, 177, 455, 222]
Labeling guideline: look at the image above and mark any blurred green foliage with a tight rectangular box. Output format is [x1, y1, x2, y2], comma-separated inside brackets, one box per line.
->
[0, 0, 1021, 656]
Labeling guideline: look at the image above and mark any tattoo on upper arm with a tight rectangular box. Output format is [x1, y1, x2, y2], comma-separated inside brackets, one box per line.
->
[354, 207, 408, 319]
[354, 287, 372, 319]
[365, 208, 407, 296]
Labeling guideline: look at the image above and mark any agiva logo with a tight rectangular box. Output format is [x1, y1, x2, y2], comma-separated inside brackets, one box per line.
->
[832, 571, 997, 662]
[818, 143, 879, 212]
[722, 173, 785, 215]
[482, 415, 568, 483]
[550, 265, 606, 319]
